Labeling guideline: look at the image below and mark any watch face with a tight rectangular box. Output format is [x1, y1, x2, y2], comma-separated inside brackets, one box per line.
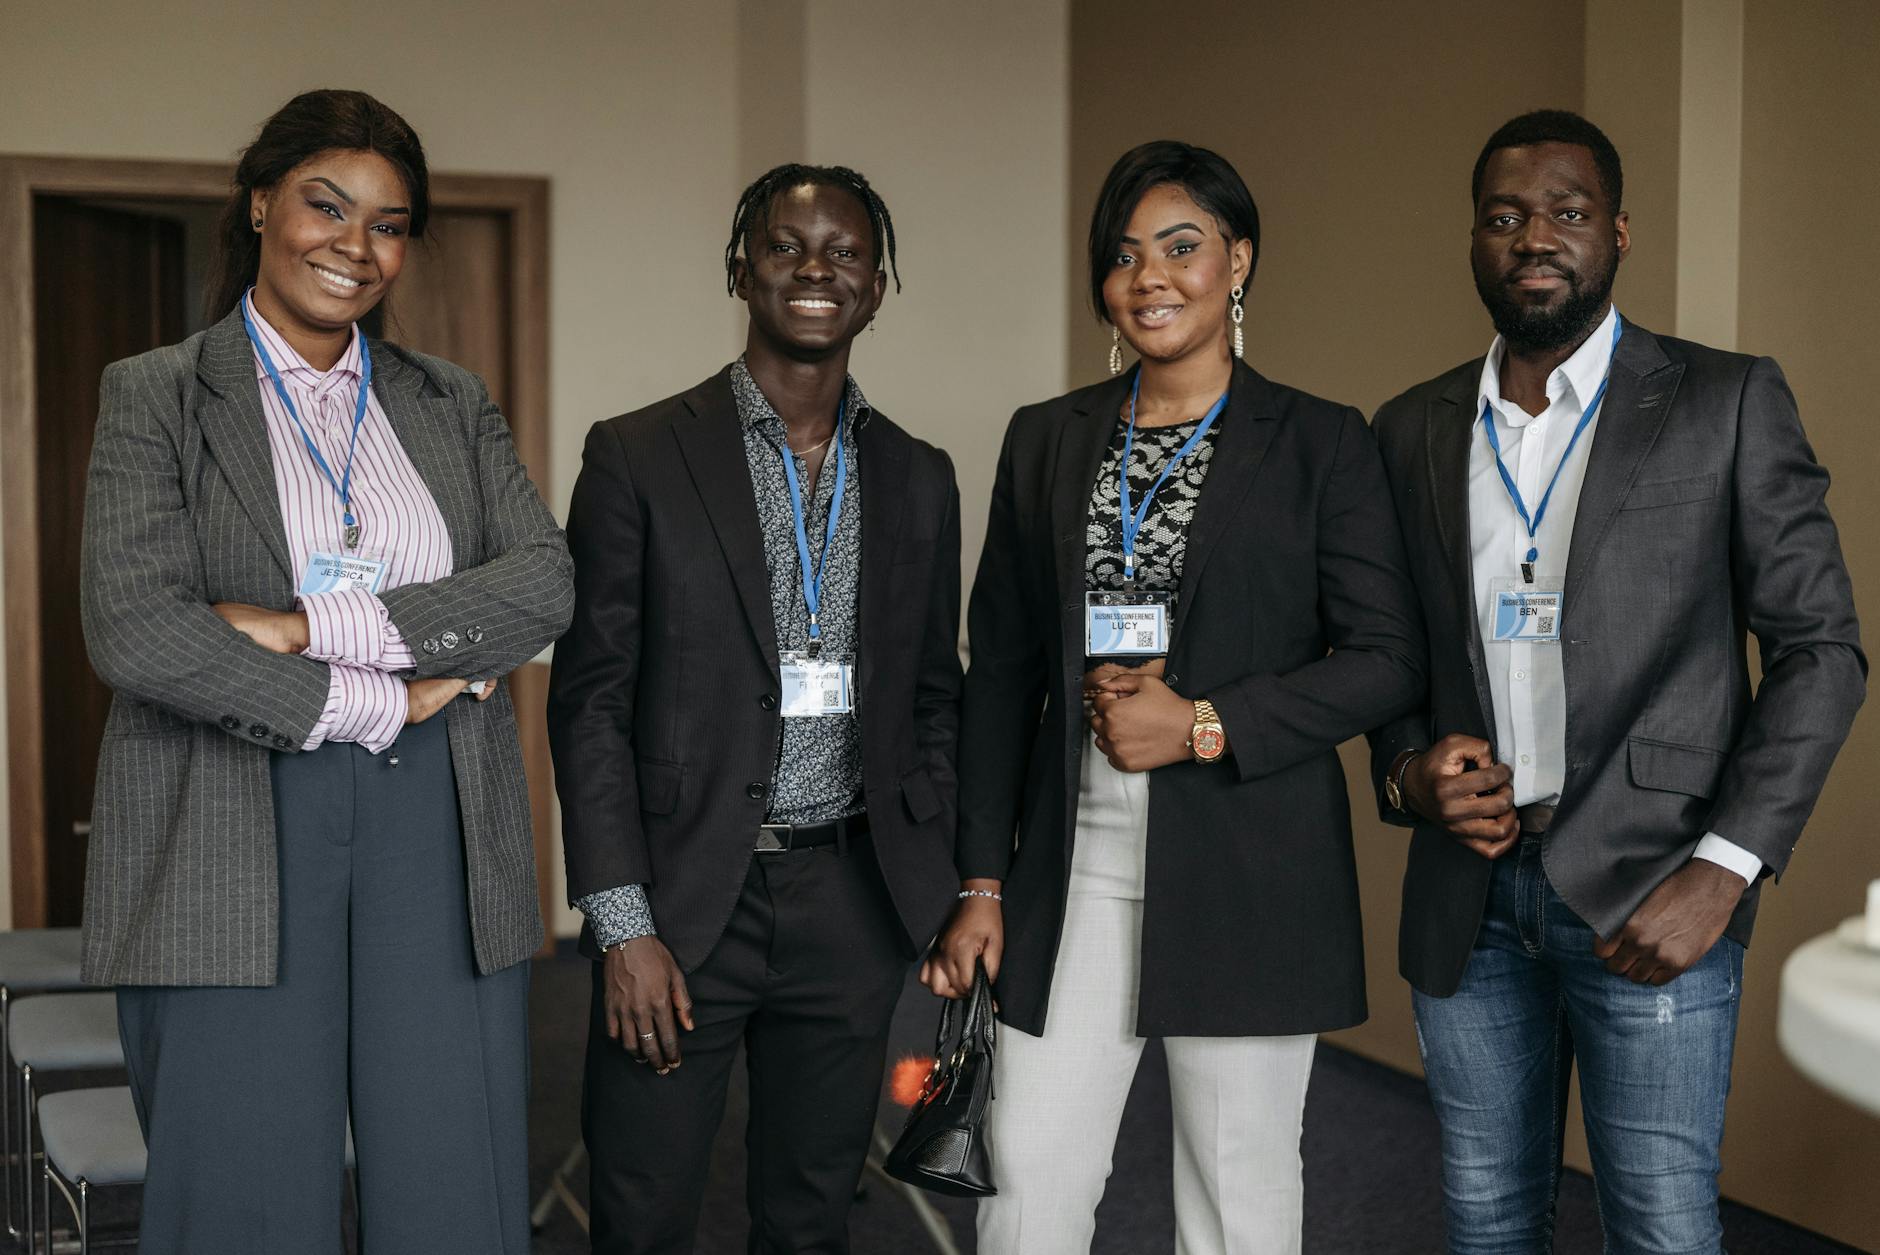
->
[1193, 725, 1226, 760]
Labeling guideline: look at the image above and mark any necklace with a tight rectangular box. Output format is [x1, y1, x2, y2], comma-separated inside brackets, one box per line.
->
[787, 431, 834, 457]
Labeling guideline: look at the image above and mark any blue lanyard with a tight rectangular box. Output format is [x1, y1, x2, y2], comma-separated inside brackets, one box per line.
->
[777, 398, 848, 654]
[1119, 372, 1228, 582]
[241, 290, 373, 548]
[1480, 315, 1622, 580]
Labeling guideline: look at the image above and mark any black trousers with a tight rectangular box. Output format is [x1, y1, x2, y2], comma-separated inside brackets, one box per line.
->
[585, 835, 909, 1255]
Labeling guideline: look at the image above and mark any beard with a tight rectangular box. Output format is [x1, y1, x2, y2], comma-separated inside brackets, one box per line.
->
[1474, 250, 1620, 354]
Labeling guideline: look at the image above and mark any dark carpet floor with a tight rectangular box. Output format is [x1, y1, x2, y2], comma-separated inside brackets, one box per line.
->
[50, 943, 1867, 1252]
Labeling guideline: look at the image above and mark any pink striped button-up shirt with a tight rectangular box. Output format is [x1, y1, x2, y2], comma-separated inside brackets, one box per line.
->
[247, 293, 454, 753]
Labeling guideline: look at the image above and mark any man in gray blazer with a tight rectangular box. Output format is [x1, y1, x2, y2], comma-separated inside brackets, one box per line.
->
[1370, 110, 1862, 1253]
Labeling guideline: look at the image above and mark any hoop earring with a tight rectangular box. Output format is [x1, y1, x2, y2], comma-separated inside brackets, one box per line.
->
[1108, 325, 1123, 376]
[1230, 285, 1245, 360]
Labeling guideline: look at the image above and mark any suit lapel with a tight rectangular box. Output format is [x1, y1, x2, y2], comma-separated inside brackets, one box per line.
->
[1053, 372, 1133, 667]
[368, 344, 478, 569]
[194, 310, 294, 583]
[858, 414, 910, 700]
[1564, 324, 1683, 606]
[1170, 361, 1278, 648]
[672, 370, 780, 672]
[1424, 364, 1497, 736]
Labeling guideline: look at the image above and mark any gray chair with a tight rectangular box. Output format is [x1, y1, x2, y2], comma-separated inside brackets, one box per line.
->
[36, 1087, 141, 1255]
[10, 992, 125, 1250]
[0, 928, 86, 1241]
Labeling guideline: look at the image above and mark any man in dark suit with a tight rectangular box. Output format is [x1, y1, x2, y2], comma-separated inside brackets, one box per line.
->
[548, 164, 963, 1254]
[1370, 110, 1863, 1253]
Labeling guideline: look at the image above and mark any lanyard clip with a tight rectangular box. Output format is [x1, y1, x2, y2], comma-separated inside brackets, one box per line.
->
[1520, 561, 1535, 584]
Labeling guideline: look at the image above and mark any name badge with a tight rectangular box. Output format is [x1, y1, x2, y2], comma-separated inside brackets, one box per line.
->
[1489, 577, 1563, 644]
[298, 551, 388, 597]
[1086, 590, 1170, 658]
[779, 651, 854, 717]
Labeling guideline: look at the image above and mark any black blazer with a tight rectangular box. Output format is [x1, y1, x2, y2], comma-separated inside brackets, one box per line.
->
[1369, 321, 1865, 998]
[957, 361, 1427, 1037]
[548, 366, 964, 971]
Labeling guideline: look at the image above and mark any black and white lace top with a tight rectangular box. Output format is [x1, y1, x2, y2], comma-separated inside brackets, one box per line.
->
[1083, 412, 1219, 601]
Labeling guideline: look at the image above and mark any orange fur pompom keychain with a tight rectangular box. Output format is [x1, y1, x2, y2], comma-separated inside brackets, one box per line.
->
[889, 1055, 936, 1108]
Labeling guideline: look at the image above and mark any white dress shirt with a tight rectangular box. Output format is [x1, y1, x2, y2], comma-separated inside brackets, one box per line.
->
[1470, 305, 1761, 886]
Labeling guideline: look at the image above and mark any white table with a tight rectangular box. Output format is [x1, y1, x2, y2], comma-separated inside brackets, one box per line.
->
[1779, 918, 1880, 1116]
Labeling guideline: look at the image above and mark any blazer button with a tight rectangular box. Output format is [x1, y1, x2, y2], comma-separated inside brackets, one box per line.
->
[250, 723, 270, 739]
[272, 735, 293, 749]
[746, 782, 768, 800]
[421, 638, 441, 655]
[759, 694, 778, 711]
[1165, 671, 1180, 686]
[441, 631, 461, 650]
[220, 715, 240, 730]
[466, 626, 485, 644]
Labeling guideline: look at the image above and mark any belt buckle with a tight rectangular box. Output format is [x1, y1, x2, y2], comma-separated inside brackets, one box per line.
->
[756, 823, 794, 854]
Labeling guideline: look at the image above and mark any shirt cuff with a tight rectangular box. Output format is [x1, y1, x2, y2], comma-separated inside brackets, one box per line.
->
[1693, 833, 1764, 886]
[575, 885, 656, 949]
[300, 588, 415, 670]
[306, 664, 406, 754]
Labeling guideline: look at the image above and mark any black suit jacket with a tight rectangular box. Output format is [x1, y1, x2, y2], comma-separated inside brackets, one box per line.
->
[957, 361, 1427, 1037]
[1369, 321, 1865, 998]
[548, 366, 964, 971]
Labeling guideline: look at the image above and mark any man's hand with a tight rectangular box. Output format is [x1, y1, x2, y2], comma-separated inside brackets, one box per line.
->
[1087, 667, 1193, 773]
[602, 936, 696, 1073]
[921, 880, 1004, 999]
[1594, 861, 1746, 985]
[1400, 734, 1519, 859]
[212, 603, 310, 655]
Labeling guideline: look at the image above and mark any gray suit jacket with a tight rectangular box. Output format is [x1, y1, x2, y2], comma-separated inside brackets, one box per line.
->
[1370, 319, 1865, 997]
[78, 308, 573, 987]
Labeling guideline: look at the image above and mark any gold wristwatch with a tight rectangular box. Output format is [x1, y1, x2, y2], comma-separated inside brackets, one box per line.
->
[1384, 749, 1421, 812]
[1188, 699, 1227, 763]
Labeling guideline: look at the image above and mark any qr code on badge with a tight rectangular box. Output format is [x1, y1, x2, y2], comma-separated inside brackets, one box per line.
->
[1535, 614, 1555, 635]
[1134, 627, 1156, 647]
[823, 688, 841, 708]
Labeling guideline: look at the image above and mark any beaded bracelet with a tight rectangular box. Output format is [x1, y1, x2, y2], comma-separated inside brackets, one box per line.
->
[957, 889, 1003, 902]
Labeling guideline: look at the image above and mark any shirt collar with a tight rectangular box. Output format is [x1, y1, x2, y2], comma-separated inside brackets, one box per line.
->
[730, 356, 871, 438]
[245, 290, 363, 385]
[1476, 303, 1620, 429]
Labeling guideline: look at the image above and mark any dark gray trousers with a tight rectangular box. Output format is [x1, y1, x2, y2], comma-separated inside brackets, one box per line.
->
[117, 714, 530, 1255]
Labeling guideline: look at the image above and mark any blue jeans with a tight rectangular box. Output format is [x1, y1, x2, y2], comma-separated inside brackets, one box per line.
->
[1413, 836, 1743, 1255]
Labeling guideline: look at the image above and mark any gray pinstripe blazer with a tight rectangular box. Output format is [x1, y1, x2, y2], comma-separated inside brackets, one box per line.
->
[78, 307, 573, 987]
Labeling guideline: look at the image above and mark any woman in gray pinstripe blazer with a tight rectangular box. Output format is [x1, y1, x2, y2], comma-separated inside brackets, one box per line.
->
[77, 90, 571, 1255]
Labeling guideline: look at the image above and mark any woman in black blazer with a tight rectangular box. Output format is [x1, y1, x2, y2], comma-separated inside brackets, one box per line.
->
[922, 142, 1426, 1254]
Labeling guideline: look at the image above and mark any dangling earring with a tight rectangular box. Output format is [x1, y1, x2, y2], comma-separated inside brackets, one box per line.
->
[1108, 325, 1124, 376]
[1230, 285, 1245, 360]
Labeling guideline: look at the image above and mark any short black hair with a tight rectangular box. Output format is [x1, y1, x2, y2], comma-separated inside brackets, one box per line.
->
[724, 163, 900, 296]
[1086, 140, 1260, 321]
[1472, 109, 1624, 215]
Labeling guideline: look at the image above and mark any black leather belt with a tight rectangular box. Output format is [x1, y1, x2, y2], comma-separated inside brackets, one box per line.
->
[1517, 802, 1556, 834]
[754, 811, 869, 853]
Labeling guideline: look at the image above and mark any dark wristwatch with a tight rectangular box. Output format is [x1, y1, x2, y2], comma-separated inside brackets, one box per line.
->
[1384, 749, 1421, 812]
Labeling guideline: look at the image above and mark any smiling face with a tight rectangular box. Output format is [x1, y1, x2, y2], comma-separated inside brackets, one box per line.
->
[1101, 182, 1252, 367]
[249, 148, 411, 338]
[735, 182, 885, 360]
[1471, 141, 1628, 353]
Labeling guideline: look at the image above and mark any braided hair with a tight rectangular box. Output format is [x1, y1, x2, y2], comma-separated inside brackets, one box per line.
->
[723, 163, 901, 296]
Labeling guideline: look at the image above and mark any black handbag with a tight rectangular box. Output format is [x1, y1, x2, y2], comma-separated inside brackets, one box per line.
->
[884, 964, 998, 1196]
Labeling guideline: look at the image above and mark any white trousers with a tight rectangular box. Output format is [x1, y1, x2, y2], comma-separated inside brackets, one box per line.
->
[976, 743, 1317, 1255]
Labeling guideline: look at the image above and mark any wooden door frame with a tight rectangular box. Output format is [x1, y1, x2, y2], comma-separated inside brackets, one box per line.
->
[0, 154, 553, 934]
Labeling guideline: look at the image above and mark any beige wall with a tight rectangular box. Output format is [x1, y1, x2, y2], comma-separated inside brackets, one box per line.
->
[1070, 0, 1877, 1246]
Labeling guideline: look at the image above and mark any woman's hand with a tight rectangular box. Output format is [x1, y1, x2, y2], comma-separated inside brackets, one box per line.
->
[1081, 657, 1164, 698]
[406, 677, 469, 724]
[921, 880, 1004, 999]
[212, 603, 310, 655]
[1088, 669, 1194, 772]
